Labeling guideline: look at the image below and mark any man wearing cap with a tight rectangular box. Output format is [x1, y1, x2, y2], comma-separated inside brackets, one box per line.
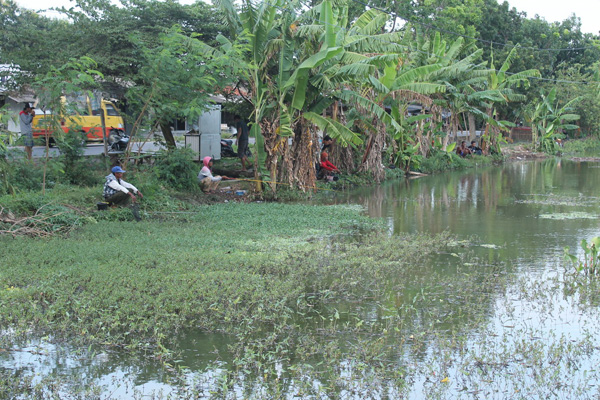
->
[19, 103, 35, 160]
[103, 166, 143, 206]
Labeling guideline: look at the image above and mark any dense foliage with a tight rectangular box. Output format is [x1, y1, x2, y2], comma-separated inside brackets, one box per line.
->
[1, 0, 599, 186]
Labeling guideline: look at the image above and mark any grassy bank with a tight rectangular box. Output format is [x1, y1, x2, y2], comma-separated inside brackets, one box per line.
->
[0, 201, 458, 397]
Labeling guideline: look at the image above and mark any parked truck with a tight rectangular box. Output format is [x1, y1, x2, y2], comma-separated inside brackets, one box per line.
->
[32, 93, 125, 146]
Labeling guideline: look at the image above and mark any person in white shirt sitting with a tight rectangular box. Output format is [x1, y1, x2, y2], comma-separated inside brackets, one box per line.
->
[198, 156, 226, 193]
[103, 166, 143, 206]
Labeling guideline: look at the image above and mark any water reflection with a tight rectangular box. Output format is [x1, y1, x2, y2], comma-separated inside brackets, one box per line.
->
[335, 159, 600, 265]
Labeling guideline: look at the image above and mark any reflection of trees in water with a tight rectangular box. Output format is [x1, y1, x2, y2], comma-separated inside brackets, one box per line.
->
[375, 169, 506, 234]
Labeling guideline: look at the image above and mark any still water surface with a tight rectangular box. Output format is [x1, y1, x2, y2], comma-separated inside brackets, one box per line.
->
[341, 159, 600, 264]
[4, 158, 600, 398]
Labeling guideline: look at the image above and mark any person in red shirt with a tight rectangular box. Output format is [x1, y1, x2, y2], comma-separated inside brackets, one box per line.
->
[320, 151, 339, 173]
[318, 151, 340, 182]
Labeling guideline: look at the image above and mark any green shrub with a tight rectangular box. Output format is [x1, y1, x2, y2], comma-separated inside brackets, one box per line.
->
[0, 156, 45, 195]
[563, 137, 600, 155]
[153, 147, 200, 191]
[55, 131, 103, 186]
[420, 150, 473, 173]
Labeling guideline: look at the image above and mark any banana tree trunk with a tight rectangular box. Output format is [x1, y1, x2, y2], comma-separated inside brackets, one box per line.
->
[359, 122, 386, 183]
[262, 119, 282, 193]
[468, 113, 477, 142]
[284, 118, 317, 191]
[330, 101, 354, 172]
[442, 114, 458, 151]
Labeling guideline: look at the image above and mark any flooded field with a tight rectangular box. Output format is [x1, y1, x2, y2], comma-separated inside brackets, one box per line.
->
[3, 158, 600, 399]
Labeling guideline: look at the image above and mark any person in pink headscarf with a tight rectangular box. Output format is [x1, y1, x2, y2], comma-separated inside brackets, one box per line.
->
[198, 156, 226, 193]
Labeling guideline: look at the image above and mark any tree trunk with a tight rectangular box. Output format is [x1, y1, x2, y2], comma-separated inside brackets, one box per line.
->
[283, 118, 317, 191]
[359, 122, 386, 183]
[330, 101, 355, 172]
[262, 119, 283, 193]
[160, 122, 176, 149]
[468, 113, 477, 142]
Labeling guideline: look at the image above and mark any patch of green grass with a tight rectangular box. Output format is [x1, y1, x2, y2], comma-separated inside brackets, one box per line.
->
[0, 203, 385, 348]
[419, 151, 499, 174]
[563, 137, 600, 155]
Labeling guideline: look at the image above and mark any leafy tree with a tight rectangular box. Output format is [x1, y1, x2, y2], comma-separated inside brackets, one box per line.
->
[56, 0, 225, 80]
[552, 62, 600, 137]
[127, 27, 245, 148]
[32, 57, 102, 191]
[477, 47, 539, 153]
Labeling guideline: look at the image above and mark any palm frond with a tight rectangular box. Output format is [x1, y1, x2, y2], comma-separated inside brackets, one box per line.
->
[505, 69, 541, 83]
[442, 36, 464, 64]
[311, 73, 334, 90]
[369, 75, 390, 94]
[337, 63, 376, 77]
[213, 0, 242, 37]
[295, 24, 325, 39]
[353, 10, 389, 36]
[559, 113, 581, 121]
[351, 9, 384, 32]
[367, 54, 403, 66]
[393, 64, 442, 88]
[309, 97, 335, 115]
[303, 111, 363, 147]
[340, 51, 369, 64]
[468, 90, 506, 103]
[392, 82, 446, 95]
[337, 90, 402, 133]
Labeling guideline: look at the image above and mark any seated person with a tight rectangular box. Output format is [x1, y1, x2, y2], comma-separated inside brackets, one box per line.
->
[198, 156, 226, 193]
[103, 166, 143, 206]
[319, 151, 339, 181]
[456, 141, 472, 157]
[321, 135, 333, 152]
[467, 140, 483, 155]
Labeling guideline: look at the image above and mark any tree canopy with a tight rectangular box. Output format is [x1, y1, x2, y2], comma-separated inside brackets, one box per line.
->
[1, 0, 599, 190]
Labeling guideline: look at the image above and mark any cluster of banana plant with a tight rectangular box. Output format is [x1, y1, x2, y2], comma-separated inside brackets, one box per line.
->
[564, 237, 600, 275]
[527, 87, 581, 154]
[212, 0, 557, 188]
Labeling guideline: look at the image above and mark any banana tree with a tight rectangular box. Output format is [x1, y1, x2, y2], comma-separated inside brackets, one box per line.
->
[411, 32, 490, 151]
[217, 0, 404, 190]
[479, 47, 540, 154]
[527, 87, 581, 154]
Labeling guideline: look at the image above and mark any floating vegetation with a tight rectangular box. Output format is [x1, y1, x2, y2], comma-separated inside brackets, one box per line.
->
[515, 193, 600, 207]
[480, 243, 502, 249]
[538, 212, 599, 220]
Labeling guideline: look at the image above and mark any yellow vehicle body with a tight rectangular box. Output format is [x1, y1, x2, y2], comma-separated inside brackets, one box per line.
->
[32, 95, 125, 142]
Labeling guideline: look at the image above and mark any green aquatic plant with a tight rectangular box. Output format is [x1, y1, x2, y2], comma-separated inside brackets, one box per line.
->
[539, 212, 598, 220]
[564, 237, 600, 275]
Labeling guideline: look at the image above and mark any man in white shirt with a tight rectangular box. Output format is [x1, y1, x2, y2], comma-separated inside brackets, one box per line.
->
[103, 166, 143, 206]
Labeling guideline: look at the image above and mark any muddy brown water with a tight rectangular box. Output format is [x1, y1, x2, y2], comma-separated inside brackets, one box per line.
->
[4, 158, 600, 398]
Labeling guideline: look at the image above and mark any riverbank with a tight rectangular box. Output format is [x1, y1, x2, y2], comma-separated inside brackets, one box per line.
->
[3, 158, 600, 398]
